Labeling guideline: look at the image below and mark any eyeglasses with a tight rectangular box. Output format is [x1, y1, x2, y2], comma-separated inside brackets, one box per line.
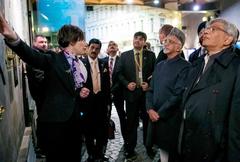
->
[205, 26, 228, 34]
[162, 39, 181, 45]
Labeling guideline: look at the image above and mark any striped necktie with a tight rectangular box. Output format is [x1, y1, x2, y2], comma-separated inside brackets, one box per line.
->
[109, 57, 114, 86]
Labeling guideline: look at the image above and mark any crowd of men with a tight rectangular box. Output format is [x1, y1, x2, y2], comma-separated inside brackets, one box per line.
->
[1, 10, 240, 162]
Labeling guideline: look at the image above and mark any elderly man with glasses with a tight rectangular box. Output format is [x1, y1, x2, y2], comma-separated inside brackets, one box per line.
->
[146, 27, 190, 162]
[179, 18, 240, 162]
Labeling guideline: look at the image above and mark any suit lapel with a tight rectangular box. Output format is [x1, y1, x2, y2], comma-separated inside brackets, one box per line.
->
[192, 47, 235, 93]
[98, 58, 106, 88]
[182, 59, 204, 103]
[112, 56, 119, 80]
[130, 50, 136, 76]
[190, 64, 222, 93]
[183, 47, 234, 105]
[81, 58, 93, 90]
[54, 53, 75, 95]
[142, 50, 148, 72]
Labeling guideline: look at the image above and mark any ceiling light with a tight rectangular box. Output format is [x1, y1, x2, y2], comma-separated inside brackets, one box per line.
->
[154, 0, 159, 5]
[202, 17, 208, 21]
[126, 0, 133, 4]
[193, 4, 200, 11]
[42, 27, 49, 32]
[40, 13, 49, 21]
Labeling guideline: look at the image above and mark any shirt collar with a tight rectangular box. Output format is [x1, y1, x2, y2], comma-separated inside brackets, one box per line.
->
[88, 56, 98, 64]
[109, 55, 117, 61]
[134, 49, 143, 55]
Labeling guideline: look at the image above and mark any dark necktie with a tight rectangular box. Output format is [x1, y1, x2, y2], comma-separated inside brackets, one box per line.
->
[136, 52, 140, 67]
[195, 54, 210, 84]
[109, 57, 114, 86]
[202, 54, 210, 73]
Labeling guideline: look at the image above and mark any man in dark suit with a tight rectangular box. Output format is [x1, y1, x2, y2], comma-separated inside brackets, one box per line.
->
[179, 18, 240, 162]
[117, 31, 156, 161]
[0, 14, 90, 162]
[26, 35, 48, 115]
[106, 41, 127, 143]
[80, 38, 111, 162]
[26, 34, 48, 158]
[188, 21, 207, 63]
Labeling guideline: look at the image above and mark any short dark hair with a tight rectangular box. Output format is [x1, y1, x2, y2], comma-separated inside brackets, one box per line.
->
[89, 38, 102, 49]
[197, 21, 207, 35]
[134, 31, 147, 41]
[33, 34, 46, 42]
[57, 24, 84, 48]
[108, 41, 117, 47]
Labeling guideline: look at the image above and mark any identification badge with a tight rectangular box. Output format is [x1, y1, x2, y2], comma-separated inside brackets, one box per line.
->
[139, 71, 142, 79]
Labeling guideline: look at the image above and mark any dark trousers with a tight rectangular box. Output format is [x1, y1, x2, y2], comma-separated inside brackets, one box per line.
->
[37, 119, 82, 162]
[140, 104, 149, 147]
[168, 152, 181, 162]
[112, 92, 127, 142]
[83, 94, 109, 160]
[125, 92, 148, 153]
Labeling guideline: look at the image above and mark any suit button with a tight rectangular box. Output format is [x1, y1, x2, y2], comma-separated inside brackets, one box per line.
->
[205, 132, 211, 137]
[185, 129, 192, 137]
[203, 154, 208, 160]
[207, 110, 214, 115]
[184, 144, 191, 153]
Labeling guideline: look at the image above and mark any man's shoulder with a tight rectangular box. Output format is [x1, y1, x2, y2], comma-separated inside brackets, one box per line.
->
[178, 56, 191, 65]
[143, 49, 155, 55]
[102, 56, 109, 61]
[188, 48, 201, 62]
[80, 56, 88, 63]
[121, 50, 133, 55]
[99, 57, 108, 65]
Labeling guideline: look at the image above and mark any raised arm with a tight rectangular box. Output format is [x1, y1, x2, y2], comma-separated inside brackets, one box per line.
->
[0, 11, 18, 42]
[0, 11, 50, 70]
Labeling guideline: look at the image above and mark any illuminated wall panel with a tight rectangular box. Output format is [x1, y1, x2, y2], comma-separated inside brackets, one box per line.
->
[37, 0, 86, 32]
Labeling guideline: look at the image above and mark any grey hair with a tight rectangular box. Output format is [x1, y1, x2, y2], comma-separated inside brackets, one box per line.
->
[207, 18, 239, 44]
[168, 27, 185, 47]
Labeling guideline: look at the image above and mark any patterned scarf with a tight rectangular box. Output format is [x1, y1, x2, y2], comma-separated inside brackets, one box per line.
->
[64, 51, 87, 89]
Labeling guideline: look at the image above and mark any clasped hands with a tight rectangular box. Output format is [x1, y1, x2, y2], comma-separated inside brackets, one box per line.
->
[80, 87, 90, 98]
[127, 81, 149, 91]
